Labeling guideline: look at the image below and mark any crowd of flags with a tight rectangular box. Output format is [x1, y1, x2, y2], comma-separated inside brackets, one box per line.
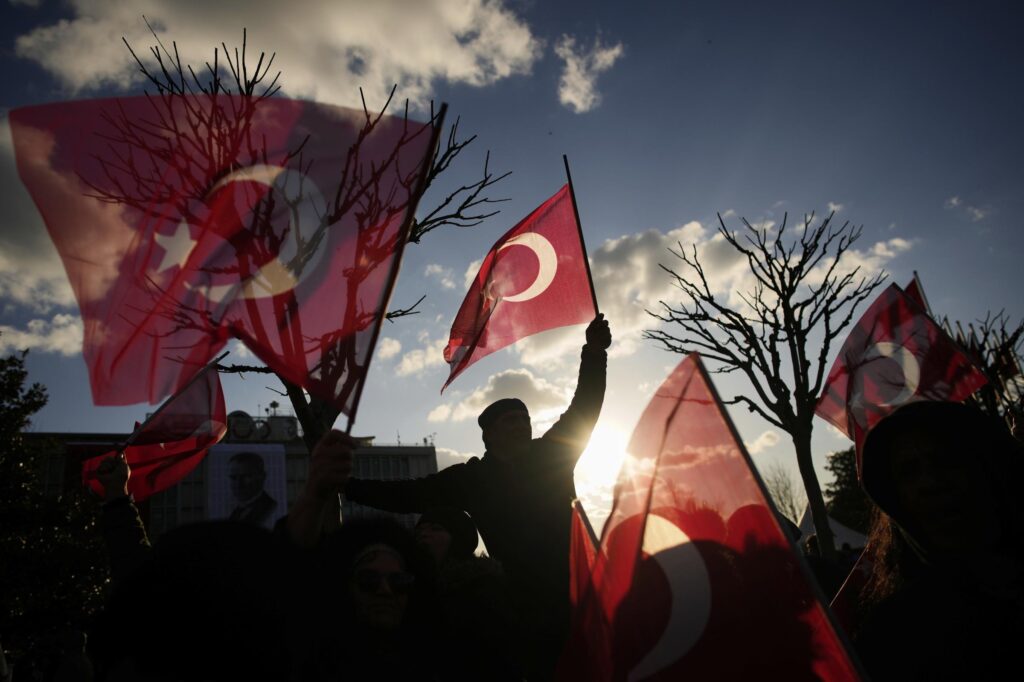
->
[9, 89, 1016, 680]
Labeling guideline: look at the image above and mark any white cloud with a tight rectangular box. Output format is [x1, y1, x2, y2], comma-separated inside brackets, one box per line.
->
[427, 403, 452, 422]
[944, 195, 991, 222]
[514, 214, 913, 369]
[463, 258, 483, 290]
[0, 115, 76, 314]
[720, 209, 736, 219]
[230, 340, 254, 359]
[377, 337, 402, 360]
[514, 219, 742, 367]
[446, 368, 570, 423]
[827, 201, 844, 213]
[396, 336, 447, 377]
[435, 446, 478, 470]
[14, 0, 542, 110]
[967, 206, 989, 222]
[424, 263, 456, 290]
[745, 429, 781, 455]
[553, 34, 624, 113]
[0, 313, 83, 356]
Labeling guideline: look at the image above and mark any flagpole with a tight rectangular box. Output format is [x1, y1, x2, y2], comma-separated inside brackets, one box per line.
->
[119, 350, 229, 450]
[573, 498, 601, 550]
[345, 103, 449, 435]
[912, 270, 934, 317]
[562, 154, 600, 315]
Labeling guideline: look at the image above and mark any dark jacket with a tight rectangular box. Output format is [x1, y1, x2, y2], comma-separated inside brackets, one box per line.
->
[345, 344, 607, 635]
[99, 495, 152, 583]
[229, 490, 278, 528]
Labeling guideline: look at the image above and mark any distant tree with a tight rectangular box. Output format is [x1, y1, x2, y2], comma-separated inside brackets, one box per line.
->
[944, 310, 1024, 423]
[646, 212, 886, 559]
[762, 461, 807, 525]
[823, 446, 874, 535]
[0, 347, 108, 677]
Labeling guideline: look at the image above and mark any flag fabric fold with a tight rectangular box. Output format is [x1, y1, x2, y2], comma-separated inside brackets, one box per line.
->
[11, 95, 439, 419]
[443, 185, 595, 390]
[815, 283, 988, 464]
[563, 354, 860, 681]
[82, 363, 227, 501]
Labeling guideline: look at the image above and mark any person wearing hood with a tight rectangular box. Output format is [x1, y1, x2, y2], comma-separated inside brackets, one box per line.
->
[854, 400, 1024, 681]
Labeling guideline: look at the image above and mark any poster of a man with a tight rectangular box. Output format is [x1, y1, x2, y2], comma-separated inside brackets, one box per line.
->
[207, 444, 287, 530]
[227, 452, 278, 526]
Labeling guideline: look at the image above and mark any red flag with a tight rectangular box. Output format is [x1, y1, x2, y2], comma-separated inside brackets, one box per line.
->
[903, 273, 929, 314]
[82, 363, 226, 501]
[568, 499, 598, 608]
[11, 96, 438, 418]
[815, 284, 988, 468]
[443, 185, 595, 390]
[566, 354, 860, 681]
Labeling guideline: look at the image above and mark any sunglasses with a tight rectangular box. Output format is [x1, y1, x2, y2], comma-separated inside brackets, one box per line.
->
[353, 569, 416, 595]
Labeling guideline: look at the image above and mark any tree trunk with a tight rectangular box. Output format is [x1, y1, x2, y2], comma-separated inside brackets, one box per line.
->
[791, 426, 837, 561]
[285, 378, 344, 532]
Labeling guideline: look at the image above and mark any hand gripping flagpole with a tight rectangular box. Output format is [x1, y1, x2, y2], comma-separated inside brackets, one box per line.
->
[563, 154, 600, 315]
[118, 350, 229, 451]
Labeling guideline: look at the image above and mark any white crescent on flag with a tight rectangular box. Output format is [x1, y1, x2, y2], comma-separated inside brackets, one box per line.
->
[491, 232, 558, 302]
[628, 513, 712, 681]
[181, 164, 329, 305]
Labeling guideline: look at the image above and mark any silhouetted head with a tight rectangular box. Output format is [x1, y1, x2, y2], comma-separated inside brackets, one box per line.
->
[862, 401, 1020, 554]
[415, 506, 479, 564]
[478, 398, 531, 460]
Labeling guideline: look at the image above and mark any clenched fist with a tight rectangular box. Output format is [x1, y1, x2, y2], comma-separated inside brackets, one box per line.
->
[305, 429, 356, 501]
[585, 313, 612, 350]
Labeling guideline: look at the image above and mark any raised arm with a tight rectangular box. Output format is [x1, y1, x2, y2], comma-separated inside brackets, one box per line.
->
[286, 429, 470, 548]
[95, 453, 152, 582]
[344, 464, 468, 514]
[542, 314, 611, 459]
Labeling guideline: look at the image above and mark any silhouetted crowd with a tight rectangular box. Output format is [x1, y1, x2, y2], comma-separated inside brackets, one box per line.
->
[7, 314, 1024, 681]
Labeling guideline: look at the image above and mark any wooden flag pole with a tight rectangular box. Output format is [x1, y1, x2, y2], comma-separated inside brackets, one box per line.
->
[119, 350, 230, 451]
[562, 154, 600, 315]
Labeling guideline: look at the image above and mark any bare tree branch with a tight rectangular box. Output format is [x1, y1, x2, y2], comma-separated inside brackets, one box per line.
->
[644, 211, 886, 558]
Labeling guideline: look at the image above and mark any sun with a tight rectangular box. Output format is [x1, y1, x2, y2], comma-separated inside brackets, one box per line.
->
[575, 423, 630, 491]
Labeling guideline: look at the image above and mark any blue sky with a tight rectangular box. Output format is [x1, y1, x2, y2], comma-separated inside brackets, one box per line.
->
[2, 0, 1022, 520]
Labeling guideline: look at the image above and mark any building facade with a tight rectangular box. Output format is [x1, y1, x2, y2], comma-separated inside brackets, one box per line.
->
[31, 412, 437, 537]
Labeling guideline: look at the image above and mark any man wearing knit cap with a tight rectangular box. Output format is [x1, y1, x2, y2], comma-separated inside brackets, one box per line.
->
[299, 314, 610, 676]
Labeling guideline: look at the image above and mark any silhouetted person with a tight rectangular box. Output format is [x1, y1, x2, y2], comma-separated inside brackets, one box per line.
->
[290, 314, 611, 679]
[90, 521, 291, 681]
[308, 519, 441, 681]
[855, 401, 1024, 681]
[414, 506, 478, 566]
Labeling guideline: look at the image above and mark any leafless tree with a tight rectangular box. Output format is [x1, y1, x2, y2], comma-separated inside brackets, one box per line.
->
[762, 461, 807, 526]
[944, 310, 1024, 423]
[645, 212, 885, 559]
[109, 29, 509, 453]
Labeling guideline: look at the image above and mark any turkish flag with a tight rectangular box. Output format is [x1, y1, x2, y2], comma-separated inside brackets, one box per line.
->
[815, 283, 988, 467]
[10, 95, 437, 417]
[82, 363, 226, 501]
[563, 354, 860, 681]
[443, 185, 595, 389]
[903, 276, 928, 313]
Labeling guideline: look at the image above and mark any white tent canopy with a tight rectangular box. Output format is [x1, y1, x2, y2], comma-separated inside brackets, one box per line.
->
[797, 506, 867, 550]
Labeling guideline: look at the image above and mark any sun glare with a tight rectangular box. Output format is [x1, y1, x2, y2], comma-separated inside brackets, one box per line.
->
[575, 423, 630, 492]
